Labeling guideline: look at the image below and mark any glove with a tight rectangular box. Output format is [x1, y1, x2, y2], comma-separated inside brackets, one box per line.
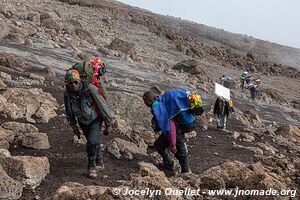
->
[103, 126, 112, 136]
[72, 127, 81, 139]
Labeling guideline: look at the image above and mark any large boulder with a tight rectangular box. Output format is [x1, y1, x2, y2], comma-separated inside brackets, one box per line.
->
[173, 59, 208, 79]
[0, 140, 9, 149]
[0, 79, 6, 90]
[240, 110, 262, 127]
[108, 38, 136, 57]
[138, 162, 165, 177]
[2, 88, 58, 123]
[2, 121, 39, 135]
[4, 32, 26, 44]
[41, 18, 62, 31]
[244, 173, 288, 200]
[0, 20, 12, 39]
[75, 28, 95, 44]
[27, 12, 41, 24]
[0, 71, 12, 80]
[132, 125, 156, 146]
[0, 94, 7, 110]
[275, 124, 300, 142]
[0, 165, 23, 200]
[42, 65, 56, 76]
[0, 156, 50, 189]
[108, 91, 151, 128]
[49, 162, 195, 200]
[47, 182, 112, 200]
[0, 52, 27, 72]
[0, 149, 11, 157]
[112, 116, 132, 135]
[22, 132, 50, 150]
[0, 127, 14, 143]
[61, 19, 82, 35]
[199, 161, 253, 188]
[114, 137, 147, 156]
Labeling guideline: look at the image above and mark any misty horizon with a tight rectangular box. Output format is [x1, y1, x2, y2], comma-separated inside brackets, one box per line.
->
[118, 0, 300, 50]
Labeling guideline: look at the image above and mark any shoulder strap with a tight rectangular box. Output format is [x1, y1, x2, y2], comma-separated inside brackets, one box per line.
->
[84, 61, 89, 75]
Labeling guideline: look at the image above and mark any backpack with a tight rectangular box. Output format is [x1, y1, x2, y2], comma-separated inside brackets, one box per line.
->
[70, 57, 108, 99]
[174, 91, 204, 133]
[175, 110, 196, 133]
[187, 91, 204, 116]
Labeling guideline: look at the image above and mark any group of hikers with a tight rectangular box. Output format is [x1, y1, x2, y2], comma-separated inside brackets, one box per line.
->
[63, 56, 236, 179]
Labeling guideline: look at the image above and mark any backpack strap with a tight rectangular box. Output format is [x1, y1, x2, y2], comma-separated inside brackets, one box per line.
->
[84, 61, 89, 75]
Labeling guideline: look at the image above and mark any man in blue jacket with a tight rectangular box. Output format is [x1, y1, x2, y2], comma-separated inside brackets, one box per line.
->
[143, 88, 197, 173]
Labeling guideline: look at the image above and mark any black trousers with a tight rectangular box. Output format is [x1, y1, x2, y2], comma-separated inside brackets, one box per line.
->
[79, 118, 103, 164]
[154, 126, 190, 173]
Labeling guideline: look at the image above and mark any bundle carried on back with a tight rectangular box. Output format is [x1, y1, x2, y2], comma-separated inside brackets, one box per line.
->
[70, 57, 108, 99]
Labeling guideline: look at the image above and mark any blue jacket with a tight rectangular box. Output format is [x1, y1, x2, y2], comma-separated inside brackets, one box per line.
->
[151, 88, 195, 134]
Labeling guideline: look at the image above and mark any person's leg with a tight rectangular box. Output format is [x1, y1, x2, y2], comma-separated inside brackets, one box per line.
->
[219, 114, 225, 129]
[174, 128, 190, 173]
[223, 115, 227, 129]
[154, 134, 174, 170]
[250, 87, 255, 100]
[95, 120, 104, 168]
[85, 120, 101, 178]
[215, 115, 221, 128]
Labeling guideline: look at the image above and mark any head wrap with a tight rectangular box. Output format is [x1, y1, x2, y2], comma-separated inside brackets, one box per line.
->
[65, 69, 80, 84]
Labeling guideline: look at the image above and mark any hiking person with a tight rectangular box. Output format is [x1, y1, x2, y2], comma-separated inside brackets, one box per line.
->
[249, 79, 260, 101]
[213, 97, 230, 130]
[64, 69, 113, 179]
[239, 71, 248, 91]
[143, 88, 203, 173]
[70, 56, 108, 99]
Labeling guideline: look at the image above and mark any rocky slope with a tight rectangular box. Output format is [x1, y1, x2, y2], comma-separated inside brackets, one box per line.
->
[0, 0, 299, 199]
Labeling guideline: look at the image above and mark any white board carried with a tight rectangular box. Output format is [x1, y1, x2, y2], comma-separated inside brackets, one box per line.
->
[215, 82, 230, 101]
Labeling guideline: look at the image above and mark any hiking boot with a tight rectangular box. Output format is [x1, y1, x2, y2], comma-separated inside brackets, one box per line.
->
[96, 163, 105, 171]
[87, 169, 97, 179]
[181, 168, 192, 174]
[157, 162, 175, 171]
[164, 163, 175, 171]
[88, 157, 96, 170]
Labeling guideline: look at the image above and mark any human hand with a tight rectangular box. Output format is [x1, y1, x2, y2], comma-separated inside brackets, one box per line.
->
[103, 126, 112, 136]
[72, 127, 81, 139]
[170, 145, 177, 154]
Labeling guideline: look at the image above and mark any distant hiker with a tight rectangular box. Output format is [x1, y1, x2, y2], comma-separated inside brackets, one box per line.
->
[213, 97, 230, 130]
[64, 69, 113, 179]
[249, 79, 261, 101]
[70, 56, 108, 99]
[239, 71, 248, 91]
[219, 75, 226, 84]
[143, 88, 203, 174]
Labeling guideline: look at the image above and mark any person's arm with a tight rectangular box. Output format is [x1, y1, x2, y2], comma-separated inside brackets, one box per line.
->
[88, 84, 112, 127]
[64, 91, 81, 138]
[64, 91, 77, 128]
[213, 99, 219, 115]
[167, 119, 176, 153]
[225, 102, 230, 117]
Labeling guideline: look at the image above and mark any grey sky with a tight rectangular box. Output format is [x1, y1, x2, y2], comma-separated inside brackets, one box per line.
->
[118, 0, 300, 49]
